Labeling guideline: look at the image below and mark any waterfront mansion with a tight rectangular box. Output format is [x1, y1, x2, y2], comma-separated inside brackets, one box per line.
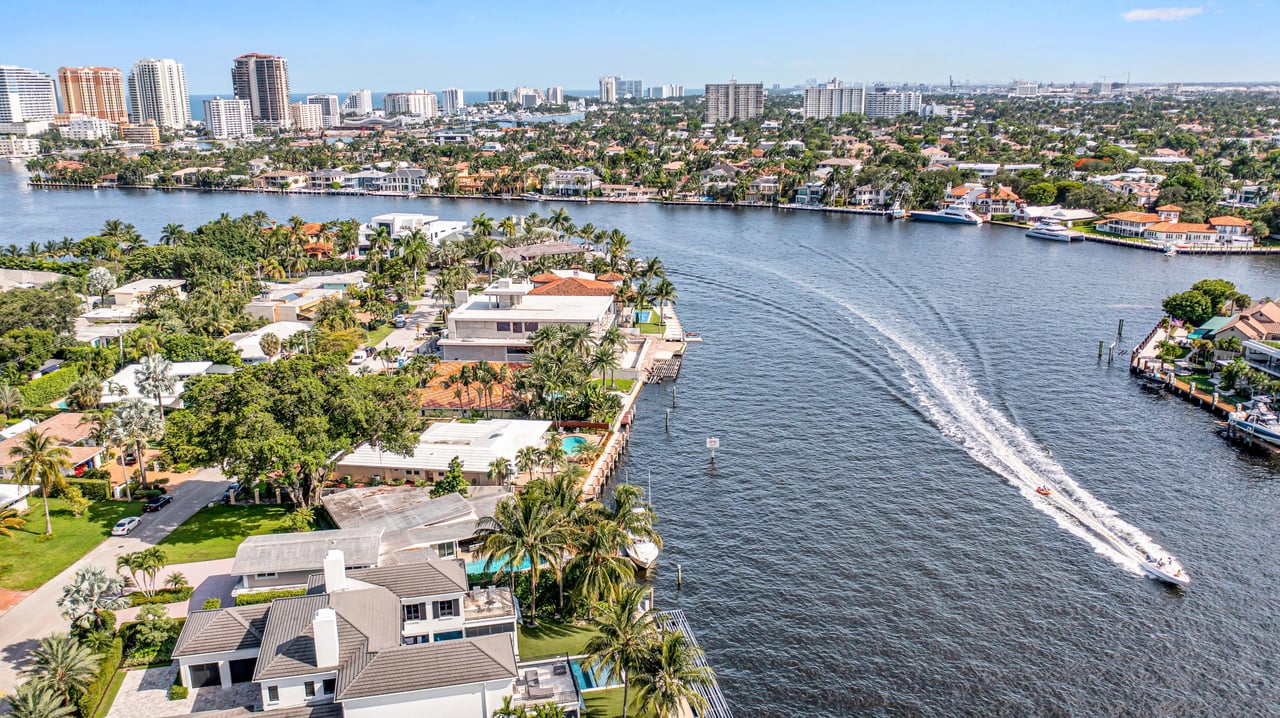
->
[439, 277, 616, 361]
[1096, 205, 1253, 246]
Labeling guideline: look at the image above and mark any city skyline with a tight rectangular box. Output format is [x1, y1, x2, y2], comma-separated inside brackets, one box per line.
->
[6, 0, 1279, 94]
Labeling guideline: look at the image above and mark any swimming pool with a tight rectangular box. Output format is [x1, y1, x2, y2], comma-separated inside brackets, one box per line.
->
[561, 435, 588, 456]
[465, 555, 532, 575]
[569, 659, 617, 690]
[634, 310, 652, 323]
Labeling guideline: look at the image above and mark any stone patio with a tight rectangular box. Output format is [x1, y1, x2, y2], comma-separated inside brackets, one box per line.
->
[107, 664, 259, 718]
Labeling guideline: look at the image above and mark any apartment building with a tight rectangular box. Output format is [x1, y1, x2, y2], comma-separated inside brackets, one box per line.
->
[203, 97, 253, 139]
[291, 101, 323, 131]
[0, 65, 58, 134]
[441, 88, 465, 114]
[864, 87, 922, 118]
[598, 76, 617, 104]
[704, 80, 763, 123]
[127, 59, 190, 130]
[306, 94, 340, 127]
[232, 53, 292, 128]
[57, 66, 128, 122]
[343, 89, 372, 116]
[384, 90, 439, 117]
[802, 79, 865, 119]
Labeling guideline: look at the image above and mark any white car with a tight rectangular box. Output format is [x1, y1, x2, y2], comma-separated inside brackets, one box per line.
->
[111, 516, 142, 536]
[349, 349, 367, 364]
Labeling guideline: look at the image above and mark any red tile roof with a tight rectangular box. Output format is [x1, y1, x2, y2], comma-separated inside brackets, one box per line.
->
[529, 273, 561, 284]
[527, 277, 618, 297]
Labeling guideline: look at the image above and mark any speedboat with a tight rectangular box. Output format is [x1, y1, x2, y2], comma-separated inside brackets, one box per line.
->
[909, 201, 983, 225]
[1228, 399, 1280, 448]
[520, 192, 544, 201]
[1036, 486, 1052, 496]
[1141, 555, 1191, 588]
[625, 536, 660, 571]
[1164, 246, 1178, 257]
[683, 332, 702, 343]
[1025, 219, 1079, 242]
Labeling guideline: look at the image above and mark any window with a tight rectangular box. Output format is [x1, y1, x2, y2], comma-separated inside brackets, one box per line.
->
[524, 322, 538, 332]
[267, 686, 279, 704]
[322, 679, 336, 695]
[435, 542, 456, 558]
[434, 599, 458, 619]
[496, 321, 511, 332]
[403, 603, 422, 622]
[512, 322, 523, 333]
[253, 572, 277, 580]
[433, 630, 465, 642]
[304, 681, 316, 699]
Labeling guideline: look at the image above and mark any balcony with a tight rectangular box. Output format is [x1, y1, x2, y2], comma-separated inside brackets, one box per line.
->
[463, 586, 517, 621]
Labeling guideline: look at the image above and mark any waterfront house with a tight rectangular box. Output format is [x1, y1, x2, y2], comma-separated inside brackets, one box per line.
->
[1214, 301, 1280, 344]
[343, 169, 388, 191]
[0, 412, 104, 481]
[230, 528, 384, 596]
[172, 550, 528, 716]
[1242, 340, 1280, 379]
[945, 183, 1020, 214]
[1100, 205, 1254, 246]
[699, 163, 739, 189]
[375, 168, 435, 194]
[353, 214, 466, 256]
[440, 280, 616, 362]
[542, 167, 601, 196]
[334, 419, 552, 487]
[746, 175, 780, 203]
[256, 171, 308, 190]
[321, 485, 509, 562]
[794, 182, 826, 206]
[308, 168, 350, 190]
[1094, 206, 1178, 237]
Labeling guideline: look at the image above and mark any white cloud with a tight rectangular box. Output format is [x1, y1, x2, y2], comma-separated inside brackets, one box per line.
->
[1122, 6, 1204, 20]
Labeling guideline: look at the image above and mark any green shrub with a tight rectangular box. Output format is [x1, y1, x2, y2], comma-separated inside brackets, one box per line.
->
[76, 635, 123, 718]
[168, 684, 188, 701]
[129, 587, 193, 606]
[50, 478, 111, 501]
[19, 366, 79, 407]
[234, 588, 305, 606]
[201, 598, 221, 610]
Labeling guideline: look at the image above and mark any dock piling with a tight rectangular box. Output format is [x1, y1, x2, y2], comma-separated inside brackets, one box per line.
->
[677, 563, 683, 589]
[1098, 340, 1104, 361]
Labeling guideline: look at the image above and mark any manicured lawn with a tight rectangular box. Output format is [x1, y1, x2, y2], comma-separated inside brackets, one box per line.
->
[583, 687, 629, 717]
[518, 620, 602, 661]
[366, 324, 395, 346]
[0, 498, 144, 591]
[638, 318, 664, 335]
[590, 378, 636, 393]
[91, 670, 127, 718]
[158, 504, 293, 563]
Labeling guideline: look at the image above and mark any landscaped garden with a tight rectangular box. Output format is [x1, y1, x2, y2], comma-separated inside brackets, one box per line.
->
[517, 620, 602, 661]
[157, 504, 294, 563]
[0, 498, 144, 591]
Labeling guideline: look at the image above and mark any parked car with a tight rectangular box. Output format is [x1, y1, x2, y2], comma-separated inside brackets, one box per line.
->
[394, 314, 407, 328]
[111, 516, 142, 536]
[144, 494, 173, 512]
[349, 349, 367, 364]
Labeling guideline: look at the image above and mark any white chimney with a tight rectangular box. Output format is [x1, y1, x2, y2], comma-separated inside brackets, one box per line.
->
[323, 549, 346, 593]
[313, 608, 340, 668]
[453, 289, 470, 307]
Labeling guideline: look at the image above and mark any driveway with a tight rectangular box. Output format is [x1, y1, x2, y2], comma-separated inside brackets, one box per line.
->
[0, 467, 231, 696]
[113, 558, 236, 624]
[106, 663, 259, 718]
[348, 297, 440, 375]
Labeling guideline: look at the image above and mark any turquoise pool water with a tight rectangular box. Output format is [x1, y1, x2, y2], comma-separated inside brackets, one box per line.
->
[634, 310, 652, 323]
[561, 435, 588, 455]
[570, 659, 616, 690]
[465, 555, 532, 575]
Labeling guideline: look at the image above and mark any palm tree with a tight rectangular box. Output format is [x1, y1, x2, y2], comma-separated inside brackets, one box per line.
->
[630, 629, 716, 718]
[566, 517, 633, 612]
[652, 279, 678, 328]
[584, 585, 656, 718]
[57, 566, 128, 631]
[65, 373, 102, 411]
[589, 342, 621, 388]
[116, 547, 167, 597]
[470, 213, 495, 238]
[400, 229, 431, 292]
[159, 223, 186, 246]
[475, 493, 569, 626]
[259, 332, 281, 362]
[549, 208, 572, 235]
[0, 383, 24, 420]
[515, 446, 542, 483]
[4, 680, 76, 718]
[20, 632, 99, 708]
[135, 353, 176, 423]
[105, 399, 163, 490]
[0, 507, 25, 537]
[487, 457, 513, 486]
[10, 430, 71, 536]
[611, 484, 662, 549]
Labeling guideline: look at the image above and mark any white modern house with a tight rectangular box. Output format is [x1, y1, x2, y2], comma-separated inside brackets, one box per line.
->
[171, 550, 534, 717]
[334, 419, 552, 486]
[98, 361, 221, 407]
[353, 214, 466, 257]
[440, 279, 616, 361]
[542, 167, 601, 196]
[228, 321, 311, 364]
[109, 278, 185, 306]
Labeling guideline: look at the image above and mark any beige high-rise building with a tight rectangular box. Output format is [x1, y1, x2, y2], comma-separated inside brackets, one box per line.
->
[58, 66, 128, 122]
[127, 58, 190, 130]
[599, 76, 617, 104]
[704, 80, 763, 123]
[232, 53, 291, 128]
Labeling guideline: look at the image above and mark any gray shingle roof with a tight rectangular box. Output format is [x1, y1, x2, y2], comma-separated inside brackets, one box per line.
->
[178, 703, 344, 718]
[231, 528, 383, 576]
[253, 587, 399, 681]
[335, 634, 517, 701]
[344, 562, 467, 598]
[172, 604, 271, 658]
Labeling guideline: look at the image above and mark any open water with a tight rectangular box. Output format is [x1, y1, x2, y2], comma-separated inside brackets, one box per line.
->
[3, 162, 1280, 716]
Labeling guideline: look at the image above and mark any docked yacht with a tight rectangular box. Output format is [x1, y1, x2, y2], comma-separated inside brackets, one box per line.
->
[1025, 219, 1080, 242]
[909, 201, 984, 225]
[886, 201, 906, 220]
[625, 536, 660, 570]
[1141, 555, 1191, 588]
[1227, 399, 1280, 448]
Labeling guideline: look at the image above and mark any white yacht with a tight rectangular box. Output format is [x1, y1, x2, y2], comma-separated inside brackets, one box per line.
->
[909, 201, 984, 225]
[1025, 219, 1080, 242]
[1228, 399, 1280, 448]
[625, 536, 660, 570]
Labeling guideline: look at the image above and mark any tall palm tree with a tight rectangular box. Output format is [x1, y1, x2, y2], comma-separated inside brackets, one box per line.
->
[475, 493, 569, 626]
[652, 279, 678, 328]
[589, 342, 622, 388]
[487, 457, 513, 486]
[105, 399, 163, 490]
[135, 353, 176, 423]
[4, 680, 76, 718]
[566, 517, 633, 612]
[20, 632, 100, 708]
[400, 229, 431, 292]
[515, 446, 542, 483]
[630, 629, 716, 718]
[159, 223, 186, 246]
[549, 208, 572, 235]
[470, 213, 495, 238]
[584, 585, 656, 718]
[10, 430, 71, 536]
[611, 484, 662, 549]
[0, 383, 23, 420]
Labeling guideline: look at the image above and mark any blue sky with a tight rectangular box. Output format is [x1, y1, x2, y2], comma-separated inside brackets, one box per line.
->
[9, 0, 1276, 92]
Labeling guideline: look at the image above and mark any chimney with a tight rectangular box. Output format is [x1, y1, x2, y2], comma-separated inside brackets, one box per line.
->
[453, 289, 470, 308]
[312, 608, 340, 668]
[323, 549, 346, 593]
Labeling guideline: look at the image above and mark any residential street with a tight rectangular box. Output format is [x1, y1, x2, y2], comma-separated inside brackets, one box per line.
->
[0, 468, 230, 697]
[347, 296, 440, 374]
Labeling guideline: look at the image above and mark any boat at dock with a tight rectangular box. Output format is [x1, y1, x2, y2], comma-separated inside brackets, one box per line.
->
[625, 535, 660, 570]
[1227, 399, 1280, 448]
[909, 201, 983, 225]
[520, 192, 544, 201]
[1025, 219, 1080, 242]
[684, 332, 703, 342]
[886, 201, 906, 220]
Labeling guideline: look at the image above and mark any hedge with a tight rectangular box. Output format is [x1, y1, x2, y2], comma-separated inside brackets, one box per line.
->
[0, 256, 90, 276]
[168, 685, 188, 701]
[235, 588, 305, 606]
[19, 366, 79, 407]
[76, 635, 123, 718]
[50, 479, 112, 501]
[201, 598, 221, 610]
[129, 587, 193, 606]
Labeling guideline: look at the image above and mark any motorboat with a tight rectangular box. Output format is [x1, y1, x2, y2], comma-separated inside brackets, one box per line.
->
[886, 201, 906, 220]
[684, 332, 703, 343]
[1141, 555, 1191, 588]
[625, 536, 660, 571]
[1025, 219, 1080, 242]
[1227, 399, 1280, 448]
[909, 201, 984, 225]
[1164, 246, 1178, 257]
[1036, 486, 1052, 496]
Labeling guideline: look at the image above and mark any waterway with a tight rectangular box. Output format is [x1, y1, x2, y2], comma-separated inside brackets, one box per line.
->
[4, 162, 1280, 715]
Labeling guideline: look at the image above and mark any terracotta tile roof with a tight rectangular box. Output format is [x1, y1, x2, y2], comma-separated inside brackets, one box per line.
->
[1209, 216, 1249, 227]
[597, 272, 624, 281]
[1146, 222, 1212, 233]
[527, 277, 618, 297]
[529, 273, 560, 284]
[1105, 211, 1162, 223]
[0, 413, 94, 466]
[1156, 204, 1182, 211]
[1220, 302, 1280, 341]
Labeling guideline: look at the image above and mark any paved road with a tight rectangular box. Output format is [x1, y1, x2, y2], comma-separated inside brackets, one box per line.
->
[0, 468, 230, 697]
[347, 297, 440, 375]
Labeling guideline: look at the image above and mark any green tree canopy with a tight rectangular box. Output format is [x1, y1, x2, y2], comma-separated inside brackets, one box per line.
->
[1162, 290, 1215, 326]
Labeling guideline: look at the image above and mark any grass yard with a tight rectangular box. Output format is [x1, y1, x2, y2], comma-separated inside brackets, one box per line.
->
[366, 324, 395, 346]
[590, 378, 636, 393]
[583, 687, 628, 717]
[0, 499, 144, 591]
[158, 504, 293, 563]
[518, 621, 602, 661]
[91, 670, 127, 718]
[638, 318, 665, 335]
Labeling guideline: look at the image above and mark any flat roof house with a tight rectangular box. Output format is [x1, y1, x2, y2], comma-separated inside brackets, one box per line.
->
[334, 419, 552, 487]
[440, 278, 615, 362]
[109, 278, 185, 306]
[99, 361, 217, 408]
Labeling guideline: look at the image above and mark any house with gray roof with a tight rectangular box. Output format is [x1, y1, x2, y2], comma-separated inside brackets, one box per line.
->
[230, 528, 384, 596]
[171, 550, 529, 717]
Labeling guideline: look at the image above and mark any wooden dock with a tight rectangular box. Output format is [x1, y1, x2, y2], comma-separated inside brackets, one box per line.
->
[657, 610, 734, 718]
[646, 353, 683, 384]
